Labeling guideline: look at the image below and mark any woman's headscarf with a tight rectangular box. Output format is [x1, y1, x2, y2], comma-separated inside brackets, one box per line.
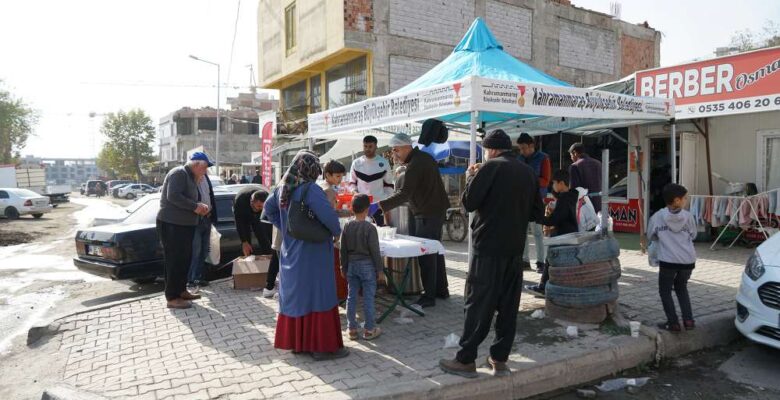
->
[279, 150, 322, 208]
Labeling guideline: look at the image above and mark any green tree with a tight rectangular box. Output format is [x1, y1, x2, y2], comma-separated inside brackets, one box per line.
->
[97, 109, 156, 180]
[0, 82, 37, 164]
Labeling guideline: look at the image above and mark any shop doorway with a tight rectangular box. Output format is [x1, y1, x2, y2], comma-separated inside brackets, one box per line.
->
[646, 133, 698, 216]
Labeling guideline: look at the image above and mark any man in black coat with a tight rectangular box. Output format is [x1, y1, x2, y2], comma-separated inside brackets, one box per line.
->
[233, 186, 278, 297]
[379, 133, 451, 308]
[440, 130, 543, 378]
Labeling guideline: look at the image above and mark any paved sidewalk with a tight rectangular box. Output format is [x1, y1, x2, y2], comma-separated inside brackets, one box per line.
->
[48, 241, 753, 399]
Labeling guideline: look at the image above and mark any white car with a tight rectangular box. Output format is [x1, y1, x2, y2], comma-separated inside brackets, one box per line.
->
[0, 188, 53, 219]
[736, 232, 780, 349]
[117, 184, 155, 199]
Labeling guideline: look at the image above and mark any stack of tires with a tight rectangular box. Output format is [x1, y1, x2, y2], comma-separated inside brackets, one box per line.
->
[545, 236, 621, 324]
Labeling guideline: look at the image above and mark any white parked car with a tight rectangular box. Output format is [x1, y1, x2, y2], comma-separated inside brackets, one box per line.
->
[736, 232, 780, 349]
[117, 184, 155, 199]
[0, 188, 53, 219]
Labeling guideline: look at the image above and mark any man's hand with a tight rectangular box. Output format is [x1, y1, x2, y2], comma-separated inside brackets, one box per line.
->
[242, 242, 253, 257]
[467, 163, 481, 177]
[195, 203, 210, 216]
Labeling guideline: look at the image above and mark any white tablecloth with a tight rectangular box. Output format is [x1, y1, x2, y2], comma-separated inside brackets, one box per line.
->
[379, 234, 445, 259]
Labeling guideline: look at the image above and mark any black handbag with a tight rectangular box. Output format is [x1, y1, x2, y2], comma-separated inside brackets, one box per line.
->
[286, 183, 333, 243]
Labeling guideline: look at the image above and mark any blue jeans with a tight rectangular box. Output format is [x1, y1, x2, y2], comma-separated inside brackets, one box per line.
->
[522, 223, 546, 264]
[346, 259, 378, 331]
[188, 218, 211, 283]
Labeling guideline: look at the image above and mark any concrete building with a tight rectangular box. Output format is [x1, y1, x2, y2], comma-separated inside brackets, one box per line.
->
[19, 156, 102, 185]
[257, 0, 661, 127]
[158, 92, 279, 176]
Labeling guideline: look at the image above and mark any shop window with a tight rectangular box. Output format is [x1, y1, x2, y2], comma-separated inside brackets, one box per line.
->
[310, 76, 322, 113]
[758, 130, 780, 191]
[285, 2, 296, 54]
[327, 56, 367, 109]
[282, 79, 307, 120]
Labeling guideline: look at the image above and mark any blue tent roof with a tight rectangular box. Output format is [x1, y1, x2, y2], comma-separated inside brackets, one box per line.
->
[397, 18, 571, 93]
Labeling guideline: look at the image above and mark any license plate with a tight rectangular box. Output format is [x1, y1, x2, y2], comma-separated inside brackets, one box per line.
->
[87, 245, 103, 257]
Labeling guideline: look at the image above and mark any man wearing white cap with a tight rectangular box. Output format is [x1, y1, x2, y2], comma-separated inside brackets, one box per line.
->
[378, 133, 450, 308]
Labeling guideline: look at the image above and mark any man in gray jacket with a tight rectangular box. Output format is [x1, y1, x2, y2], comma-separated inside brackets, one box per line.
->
[157, 152, 213, 309]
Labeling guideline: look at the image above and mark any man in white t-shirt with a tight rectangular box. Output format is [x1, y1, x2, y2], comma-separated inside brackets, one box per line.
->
[349, 135, 393, 226]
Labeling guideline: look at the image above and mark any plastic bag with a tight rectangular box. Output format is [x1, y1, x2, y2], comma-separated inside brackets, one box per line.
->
[595, 212, 614, 233]
[575, 187, 598, 232]
[443, 333, 461, 349]
[647, 241, 659, 267]
[530, 309, 545, 319]
[596, 377, 650, 392]
[206, 225, 221, 265]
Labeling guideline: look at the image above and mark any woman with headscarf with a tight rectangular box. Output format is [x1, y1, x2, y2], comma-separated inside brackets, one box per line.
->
[261, 150, 348, 360]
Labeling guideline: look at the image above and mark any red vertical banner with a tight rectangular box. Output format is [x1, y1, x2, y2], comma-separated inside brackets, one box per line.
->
[259, 112, 275, 187]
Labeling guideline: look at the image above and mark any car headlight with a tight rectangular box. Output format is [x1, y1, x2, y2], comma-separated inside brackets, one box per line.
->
[745, 252, 765, 281]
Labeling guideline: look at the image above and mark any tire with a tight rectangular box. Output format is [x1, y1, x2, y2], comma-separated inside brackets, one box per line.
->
[32, 213, 44, 219]
[131, 277, 157, 284]
[547, 237, 620, 267]
[545, 280, 619, 308]
[545, 300, 616, 324]
[125, 193, 135, 200]
[446, 212, 468, 242]
[4, 207, 20, 220]
[548, 259, 622, 288]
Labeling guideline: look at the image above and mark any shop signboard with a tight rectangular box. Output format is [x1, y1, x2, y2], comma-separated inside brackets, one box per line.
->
[636, 46, 780, 119]
[258, 111, 276, 186]
[609, 199, 642, 233]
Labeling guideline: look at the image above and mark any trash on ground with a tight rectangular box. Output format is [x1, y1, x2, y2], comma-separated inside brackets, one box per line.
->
[393, 317, 414, 324]
[629, 321, 641, 337]
[531, 309, 545, 319]
[596, 377, 650, 392]
[576, 388, 597, 398]
[566, 326, 578, 338]
[443, 333, 460, 349]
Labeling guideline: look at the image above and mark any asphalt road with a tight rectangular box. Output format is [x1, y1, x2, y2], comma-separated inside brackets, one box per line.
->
[0, 193, 163, 355]
[546, 339, 780, 400]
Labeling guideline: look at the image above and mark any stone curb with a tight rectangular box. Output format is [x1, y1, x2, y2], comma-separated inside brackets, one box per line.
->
[41, 384, 108, 400]
[27, 278, 233, 346]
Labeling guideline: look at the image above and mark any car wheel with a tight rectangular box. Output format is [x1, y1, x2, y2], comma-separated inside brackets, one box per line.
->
[4, 207, 20, 220]
[131, 277, 157, 284]
[548, 259, 622, 288]
[32, 213, 44, 219]
[546, 300, 615, 324]
[125, 193, 135, 200]
[545, 280, 619, 308]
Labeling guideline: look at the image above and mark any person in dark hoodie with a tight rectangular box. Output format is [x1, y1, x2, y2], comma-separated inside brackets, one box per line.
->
[439, 129, 543, 379]
[525, 169, 579, 297]
[646, 183, 697, 332]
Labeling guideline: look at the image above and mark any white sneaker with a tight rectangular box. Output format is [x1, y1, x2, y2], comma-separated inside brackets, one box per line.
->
[263, 287, 277, 298]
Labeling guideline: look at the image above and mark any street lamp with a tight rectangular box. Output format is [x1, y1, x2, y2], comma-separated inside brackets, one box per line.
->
[189, 54, 221, 175]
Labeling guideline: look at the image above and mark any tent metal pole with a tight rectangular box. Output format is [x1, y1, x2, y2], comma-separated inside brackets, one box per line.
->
[670, 119, 677, 184]
[468, 110, 478, 264]
[601, 148, 610, 237]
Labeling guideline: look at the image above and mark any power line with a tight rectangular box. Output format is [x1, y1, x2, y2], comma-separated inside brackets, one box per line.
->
[226, 0, 242, 86]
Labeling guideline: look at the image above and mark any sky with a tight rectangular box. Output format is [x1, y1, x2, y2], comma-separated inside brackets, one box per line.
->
[1, 0, 778, 159]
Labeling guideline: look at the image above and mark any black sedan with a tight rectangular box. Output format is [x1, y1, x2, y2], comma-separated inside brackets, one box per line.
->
[73, 192, 263, 284]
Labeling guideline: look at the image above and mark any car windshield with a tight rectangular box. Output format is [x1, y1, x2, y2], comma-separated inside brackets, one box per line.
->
[123, 196, 160, 224]
[9, 189, 40, 198]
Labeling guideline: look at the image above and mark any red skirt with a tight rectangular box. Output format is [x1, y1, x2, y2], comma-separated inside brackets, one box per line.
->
[334, 250, 348, 301]
[275, 307, 344, 353]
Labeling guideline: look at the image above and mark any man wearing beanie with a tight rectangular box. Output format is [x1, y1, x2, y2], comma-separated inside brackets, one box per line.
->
[440, 129, 543, 378]
[379, 133, 451, 308]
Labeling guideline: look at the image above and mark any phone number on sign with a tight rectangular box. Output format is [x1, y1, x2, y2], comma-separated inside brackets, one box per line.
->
[698, 96, 780, 113]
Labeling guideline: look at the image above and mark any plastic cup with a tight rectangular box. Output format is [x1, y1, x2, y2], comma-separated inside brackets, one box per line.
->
[388, 227, 397, 240]
[630, 321, 641, 338]
[566, 326, 578, 338]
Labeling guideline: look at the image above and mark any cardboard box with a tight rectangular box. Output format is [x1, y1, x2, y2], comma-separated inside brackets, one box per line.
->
[233, 255, 270, 290]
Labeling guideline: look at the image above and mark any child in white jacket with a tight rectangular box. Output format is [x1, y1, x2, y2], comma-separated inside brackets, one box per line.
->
[647, 183, 697, 332]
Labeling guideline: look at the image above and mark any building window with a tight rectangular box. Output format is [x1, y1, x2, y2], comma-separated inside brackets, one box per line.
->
[285, 2, 297, 54]
[326, 56, 367, 109]
[310, 76, 322, 113]
[176, 118, 193, 135]
[282, 79, 307, 120]
[197, 117, 217, 131]
[758, 130, 780, 191]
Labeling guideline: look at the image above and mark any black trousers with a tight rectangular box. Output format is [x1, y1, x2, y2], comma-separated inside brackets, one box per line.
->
[266, 249, 280, 290]
[412, 216, 449, 300]
[157, 219, 196, 301]
[658, 266, 694, 323]
[540, 262, 550, 290]
[457, 255, 523, 364]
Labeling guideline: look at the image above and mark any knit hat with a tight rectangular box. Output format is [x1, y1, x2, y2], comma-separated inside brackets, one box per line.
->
[389, 133, 413, 147]
[481, 129, 512, 150]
